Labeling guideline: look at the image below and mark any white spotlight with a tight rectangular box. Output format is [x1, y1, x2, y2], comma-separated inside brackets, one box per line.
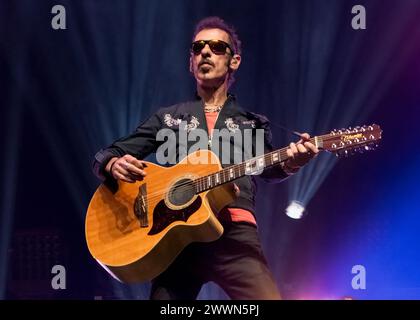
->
[285, 200, 306, 219]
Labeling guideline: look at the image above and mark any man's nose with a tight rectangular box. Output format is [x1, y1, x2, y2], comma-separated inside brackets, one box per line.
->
[200, 44, 212, 56]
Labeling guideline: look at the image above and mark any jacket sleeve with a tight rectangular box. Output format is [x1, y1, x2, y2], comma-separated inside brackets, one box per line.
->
[254, 113, 291, 184]
[92, 110, 163, 185]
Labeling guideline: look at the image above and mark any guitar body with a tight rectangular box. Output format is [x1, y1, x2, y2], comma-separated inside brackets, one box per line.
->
[85, 150, 236, 283]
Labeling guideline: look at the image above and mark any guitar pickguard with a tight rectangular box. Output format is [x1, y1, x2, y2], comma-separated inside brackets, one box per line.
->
[148, 196, 202, 235]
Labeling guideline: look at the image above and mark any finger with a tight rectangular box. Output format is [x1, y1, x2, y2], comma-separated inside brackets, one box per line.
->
[131, 159, 147, 169]
[300, 133, 310, 141]
[139, 160, 148, 168]
[290, 143, 298, 154]
[114, 171, 135, 183]
[286, 148, 294, 159]
[122, 154, 138, 163]
[122, 162, 147, 178]
[126, 157, 147, 169]
[129, 170, 147, 180]
[122, 155, 144, 169]
[125, 162, 147, 176]
[304, 142, 319, 154]
[116, 160, 141, 174]
[116, 166, 140, 182]
[297, 143, 308, 154]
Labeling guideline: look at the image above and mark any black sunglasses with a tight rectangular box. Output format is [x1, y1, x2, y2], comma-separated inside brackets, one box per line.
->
[191, 40, 234, 56]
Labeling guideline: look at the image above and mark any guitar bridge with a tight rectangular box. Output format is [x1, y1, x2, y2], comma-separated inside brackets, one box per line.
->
[134, 184, 148, 227]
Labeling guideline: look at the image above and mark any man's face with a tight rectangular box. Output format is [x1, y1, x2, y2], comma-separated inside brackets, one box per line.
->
[190, 28, 236, 87]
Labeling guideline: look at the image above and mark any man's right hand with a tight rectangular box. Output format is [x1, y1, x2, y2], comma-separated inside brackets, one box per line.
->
[106, 155, 147, 183]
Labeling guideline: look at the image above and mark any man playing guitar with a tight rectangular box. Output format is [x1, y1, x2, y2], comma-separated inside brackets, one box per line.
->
[92, 16, 319, 300]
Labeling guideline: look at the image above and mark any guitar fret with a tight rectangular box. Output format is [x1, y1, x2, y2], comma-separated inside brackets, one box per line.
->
[197, 149, 286, 193]
[258, 157, 265, 168]
[272, 152, 278, 163]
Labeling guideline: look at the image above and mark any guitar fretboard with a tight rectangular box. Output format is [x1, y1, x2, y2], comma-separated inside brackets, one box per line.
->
[193, 136, 321, 193]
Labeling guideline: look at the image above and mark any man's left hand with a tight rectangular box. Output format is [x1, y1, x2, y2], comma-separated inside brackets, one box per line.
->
[285, 133, 319, 170]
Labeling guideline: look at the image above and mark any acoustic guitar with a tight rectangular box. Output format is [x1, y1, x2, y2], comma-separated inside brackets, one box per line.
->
[85, 124, 382, 283]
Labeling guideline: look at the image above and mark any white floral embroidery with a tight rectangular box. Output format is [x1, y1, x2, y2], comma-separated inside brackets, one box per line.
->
[163, 114, 182, 127]
[242, 120, 256, 128]
[184, 116, 200, 133]
[225, 118, 239, 133]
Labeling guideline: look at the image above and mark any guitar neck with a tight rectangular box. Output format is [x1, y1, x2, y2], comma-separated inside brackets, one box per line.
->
[194, 136, 323, 194]
[193, 123, 383, 193]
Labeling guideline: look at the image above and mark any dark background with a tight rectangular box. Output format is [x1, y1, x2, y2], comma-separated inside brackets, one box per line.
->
[1, 0, 420, 299]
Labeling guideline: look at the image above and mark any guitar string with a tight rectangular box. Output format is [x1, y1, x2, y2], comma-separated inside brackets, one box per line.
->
[132, 131, 378, 202]
[140, 149, 292, 203]
[135, 131, 378, 202]
[142, 130, 364, 197]
[134, 136, 312, 202]
[139, 136, 316, 201]
[136, 146, 292, 203]
[141, 135, 378, 203]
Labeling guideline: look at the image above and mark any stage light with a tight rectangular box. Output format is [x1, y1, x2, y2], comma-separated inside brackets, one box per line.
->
[285, 200, 306, 220]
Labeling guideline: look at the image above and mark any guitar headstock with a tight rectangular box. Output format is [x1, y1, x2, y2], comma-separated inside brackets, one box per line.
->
[320, 124, 382, 157]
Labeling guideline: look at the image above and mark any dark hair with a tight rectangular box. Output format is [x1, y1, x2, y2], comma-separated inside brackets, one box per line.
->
[192, 16, 242, 55]
[192, 17, 242, 87]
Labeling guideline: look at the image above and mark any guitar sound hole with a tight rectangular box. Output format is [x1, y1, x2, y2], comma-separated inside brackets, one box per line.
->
[168, 178, 196, 207]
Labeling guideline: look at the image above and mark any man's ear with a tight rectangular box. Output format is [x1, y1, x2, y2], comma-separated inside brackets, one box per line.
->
[229, 54, 241, 71]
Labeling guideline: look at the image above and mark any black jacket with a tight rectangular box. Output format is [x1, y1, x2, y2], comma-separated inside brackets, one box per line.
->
[92, 94, 289, 217]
